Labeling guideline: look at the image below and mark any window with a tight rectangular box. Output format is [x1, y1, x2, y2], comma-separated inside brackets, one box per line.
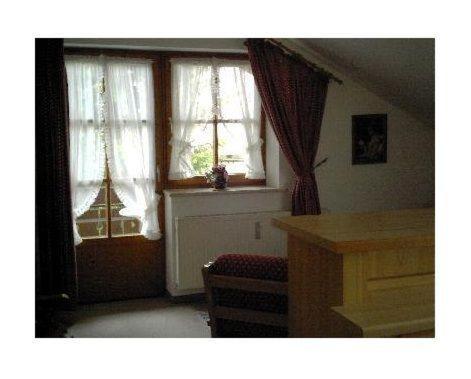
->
[168, 58, 265, 184]
[66, 57, 160, 245]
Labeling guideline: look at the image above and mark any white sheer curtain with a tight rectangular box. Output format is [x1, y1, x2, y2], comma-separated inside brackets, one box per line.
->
[218, 61, 265, 179]
[169, 59, 213, 180]
[65, 58, 106, 245]
[105, 60, 161, 240]
[168, 58, 265, 180]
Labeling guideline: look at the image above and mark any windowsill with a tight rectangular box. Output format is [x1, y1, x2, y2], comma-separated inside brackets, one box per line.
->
[163, 186, 287, 198]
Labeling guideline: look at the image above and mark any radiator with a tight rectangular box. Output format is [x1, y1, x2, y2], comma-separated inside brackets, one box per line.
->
[174, 211, 290, 293]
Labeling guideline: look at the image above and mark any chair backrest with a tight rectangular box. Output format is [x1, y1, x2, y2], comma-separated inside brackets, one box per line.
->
[202, 254, 288, 338]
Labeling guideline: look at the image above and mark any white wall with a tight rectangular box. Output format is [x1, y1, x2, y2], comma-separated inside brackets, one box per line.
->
[316, 78, 434, 213]
[266, 121, 295, 190]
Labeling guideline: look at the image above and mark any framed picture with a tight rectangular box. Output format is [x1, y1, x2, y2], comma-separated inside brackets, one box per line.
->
[352, 114, 387, 164]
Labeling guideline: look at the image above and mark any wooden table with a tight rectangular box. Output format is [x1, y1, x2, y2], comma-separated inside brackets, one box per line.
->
[272, 208, 435, 337]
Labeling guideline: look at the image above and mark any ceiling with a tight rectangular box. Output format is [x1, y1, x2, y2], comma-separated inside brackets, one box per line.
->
[64, 38, 435, 126]
[301, 38, 435, 126]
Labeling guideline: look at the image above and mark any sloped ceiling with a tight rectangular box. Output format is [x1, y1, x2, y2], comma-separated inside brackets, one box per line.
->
[64, 38, 435, 127]
[299, 38, 435, 127]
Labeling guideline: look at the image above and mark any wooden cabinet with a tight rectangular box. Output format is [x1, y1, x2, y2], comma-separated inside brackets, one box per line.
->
[273, 208, 435, 338]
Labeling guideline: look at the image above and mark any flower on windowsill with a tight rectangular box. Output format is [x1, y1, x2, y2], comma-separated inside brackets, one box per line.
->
[205, 164, 229, 190]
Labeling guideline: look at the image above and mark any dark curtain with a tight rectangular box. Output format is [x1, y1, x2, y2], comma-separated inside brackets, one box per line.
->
[246, 39, 329, 215]
[36, 38, 77, 303]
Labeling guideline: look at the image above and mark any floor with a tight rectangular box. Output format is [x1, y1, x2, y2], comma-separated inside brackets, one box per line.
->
[66, 297, 211, 338]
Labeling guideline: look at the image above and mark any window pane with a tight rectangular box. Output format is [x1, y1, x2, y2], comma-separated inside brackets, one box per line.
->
[190, 123, 214, 176]
[110, 184, 141, 237]
[218, 122, 248, 175]
[76, 184, 108, 239]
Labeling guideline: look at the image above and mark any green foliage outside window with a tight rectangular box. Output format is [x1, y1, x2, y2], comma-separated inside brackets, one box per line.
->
[191, 144, 213, 176]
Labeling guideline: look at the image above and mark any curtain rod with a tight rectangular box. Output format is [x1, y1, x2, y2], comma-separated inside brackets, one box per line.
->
[246, 39, 343, 85]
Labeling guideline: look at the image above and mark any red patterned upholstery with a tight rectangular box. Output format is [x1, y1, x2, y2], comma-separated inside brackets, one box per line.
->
[208, 254, 288, 281]
[207, 254, 288, 338]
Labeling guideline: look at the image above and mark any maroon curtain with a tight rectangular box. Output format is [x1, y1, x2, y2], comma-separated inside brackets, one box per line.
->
[246, 39, 329, 215]
[36, 38, 77, 303]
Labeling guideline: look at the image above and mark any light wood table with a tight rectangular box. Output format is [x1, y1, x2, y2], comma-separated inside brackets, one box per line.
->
[272, 208, 435, 337]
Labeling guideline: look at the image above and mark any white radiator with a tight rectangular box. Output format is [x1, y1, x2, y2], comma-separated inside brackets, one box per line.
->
[174, 211, 289, 293]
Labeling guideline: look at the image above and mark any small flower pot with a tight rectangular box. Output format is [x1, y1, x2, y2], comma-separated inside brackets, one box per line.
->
[206, 165, 229, 190]
[213, 175, 227, 190]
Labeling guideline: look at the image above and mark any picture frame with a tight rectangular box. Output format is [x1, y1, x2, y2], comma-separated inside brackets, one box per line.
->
[352, 114, 387, 165]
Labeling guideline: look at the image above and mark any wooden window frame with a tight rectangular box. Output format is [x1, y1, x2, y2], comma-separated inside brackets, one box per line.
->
[162, 53, 266, 189]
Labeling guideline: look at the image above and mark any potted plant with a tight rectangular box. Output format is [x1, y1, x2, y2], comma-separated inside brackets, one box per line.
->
[205, 164, 229, 190]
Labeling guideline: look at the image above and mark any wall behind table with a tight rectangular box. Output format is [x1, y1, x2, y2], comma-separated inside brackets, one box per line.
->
[266, 79, 435, 214]
[315, 77, 434, 213]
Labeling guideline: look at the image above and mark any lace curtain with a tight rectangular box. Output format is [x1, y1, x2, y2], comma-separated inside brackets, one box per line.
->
[219, 62, 265, 179]
[105, 60, 161, 240]
[66, 57, 161, 244]
[169, 59, 265, 180]
[65, 58, 106, 245]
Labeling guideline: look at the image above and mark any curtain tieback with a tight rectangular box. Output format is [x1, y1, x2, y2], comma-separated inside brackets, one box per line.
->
[296, 173, 315, 183]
